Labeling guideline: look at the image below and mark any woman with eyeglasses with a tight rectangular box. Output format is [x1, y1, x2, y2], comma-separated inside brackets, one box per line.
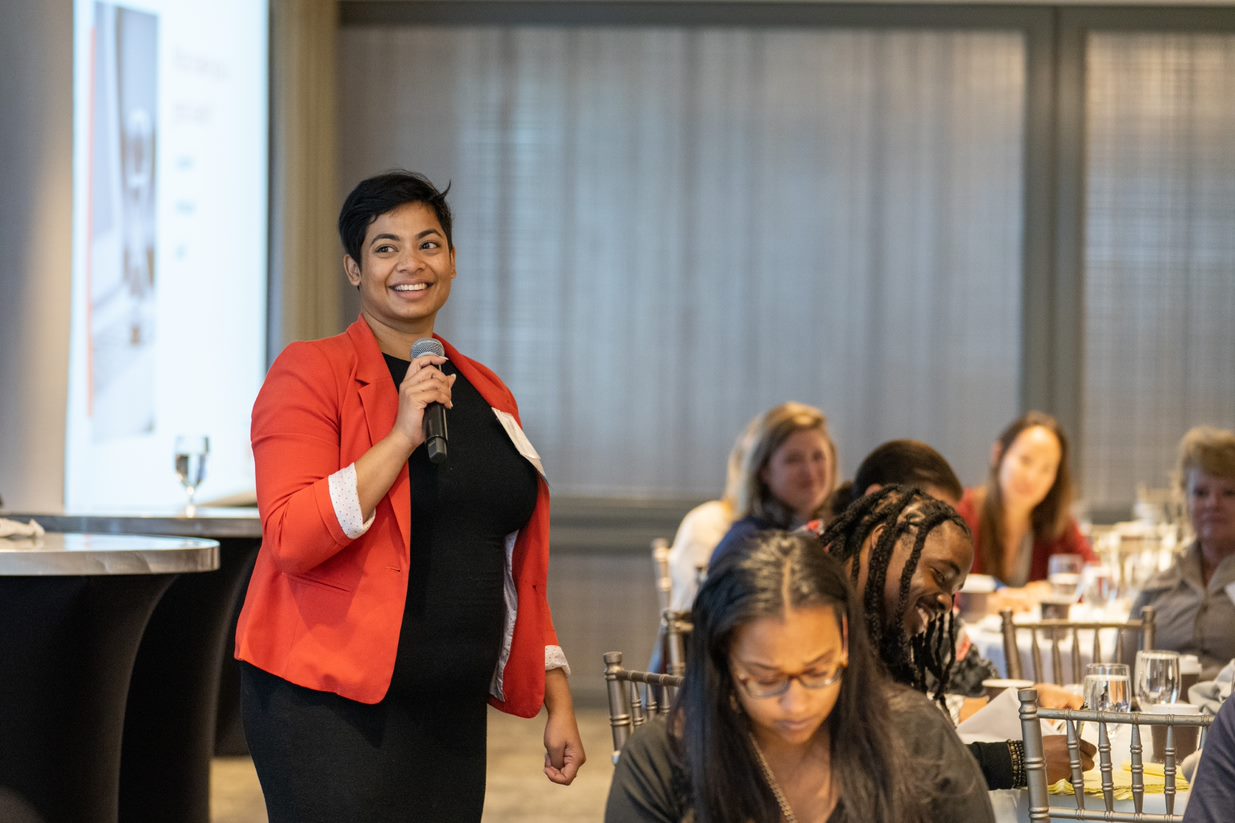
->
[604, 530, 993, 823]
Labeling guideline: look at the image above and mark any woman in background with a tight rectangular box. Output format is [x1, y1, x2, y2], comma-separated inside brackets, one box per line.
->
[707, 402, 837, 572]
[956, 411, 1094, 586]
[605, 530, 993, 823]
[1130, 426, 1235, 680]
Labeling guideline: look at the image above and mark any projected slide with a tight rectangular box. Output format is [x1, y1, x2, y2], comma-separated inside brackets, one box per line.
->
[68, 0, 268, 509]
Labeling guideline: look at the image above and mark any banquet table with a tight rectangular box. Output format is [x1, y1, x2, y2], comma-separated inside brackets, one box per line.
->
[0, 532, 218, 823]
[2, 508, 261, 823]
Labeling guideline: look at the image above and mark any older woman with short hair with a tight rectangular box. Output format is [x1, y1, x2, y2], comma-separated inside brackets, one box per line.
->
[1130, 426, 1235, 681]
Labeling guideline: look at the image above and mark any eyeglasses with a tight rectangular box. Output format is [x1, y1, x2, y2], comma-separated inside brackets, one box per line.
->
[732, 661, 847, 699]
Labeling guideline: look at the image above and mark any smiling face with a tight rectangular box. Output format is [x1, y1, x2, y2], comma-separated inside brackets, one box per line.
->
[852, 518, 973, 640]
[997, 425, 1062, 513]
[1187, 469, 1235, 554]
[728, 605, 847, 751]
[761, 428, 834, 522]
[344, 202, 456, 347]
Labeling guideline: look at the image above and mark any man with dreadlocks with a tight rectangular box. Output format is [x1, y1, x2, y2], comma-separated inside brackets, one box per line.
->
[814, 485, 1095, 791]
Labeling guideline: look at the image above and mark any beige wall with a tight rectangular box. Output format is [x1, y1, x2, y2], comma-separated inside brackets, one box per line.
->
[0, 1, 73, 510]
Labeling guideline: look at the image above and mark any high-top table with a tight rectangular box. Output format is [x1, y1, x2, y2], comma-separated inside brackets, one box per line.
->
[3, 509, 261, 823]
[0, 532, 218, 823]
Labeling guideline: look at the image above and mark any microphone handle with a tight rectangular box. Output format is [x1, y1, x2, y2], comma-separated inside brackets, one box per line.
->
[424, 403, 448, 464]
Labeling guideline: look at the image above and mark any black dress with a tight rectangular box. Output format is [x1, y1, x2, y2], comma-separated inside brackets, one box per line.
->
[241, 357, 540, 823]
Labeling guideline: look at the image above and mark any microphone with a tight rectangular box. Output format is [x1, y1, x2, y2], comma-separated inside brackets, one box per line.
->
[411, 338, 448, 464]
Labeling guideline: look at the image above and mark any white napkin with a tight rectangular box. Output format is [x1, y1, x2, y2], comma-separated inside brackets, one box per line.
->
[956, 686, 1070, 744]
[0, 517, 45, 538]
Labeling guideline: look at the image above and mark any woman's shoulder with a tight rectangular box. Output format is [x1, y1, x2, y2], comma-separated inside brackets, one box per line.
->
[436, 337, 519, 411]
[605, 719, 687, 823]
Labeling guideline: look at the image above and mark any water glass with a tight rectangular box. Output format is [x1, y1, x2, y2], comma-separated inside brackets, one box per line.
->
[1048, 553, 1085, 601]
[1083, 662, 1132, 714]
[1081, 563, 1117, 609]
[1135, 650, 1181, 710]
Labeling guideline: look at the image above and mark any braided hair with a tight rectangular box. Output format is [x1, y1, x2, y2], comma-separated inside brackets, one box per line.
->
[817, 485, 971, 705]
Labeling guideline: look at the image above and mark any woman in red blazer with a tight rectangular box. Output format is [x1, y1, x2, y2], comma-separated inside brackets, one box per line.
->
[235, 171, 585, 822]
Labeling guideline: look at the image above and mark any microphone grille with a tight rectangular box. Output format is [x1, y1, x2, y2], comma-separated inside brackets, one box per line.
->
[411, 338, 445, 359]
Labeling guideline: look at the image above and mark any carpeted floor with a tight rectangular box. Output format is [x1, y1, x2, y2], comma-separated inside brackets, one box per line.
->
[210, 705, 615, 822]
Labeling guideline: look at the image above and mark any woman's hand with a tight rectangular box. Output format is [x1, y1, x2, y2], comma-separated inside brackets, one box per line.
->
[1042, 734, 1096, 783]
[353, 354, 455, 521]
[543, 668, 586, 785]
[391, 354, 455, 452]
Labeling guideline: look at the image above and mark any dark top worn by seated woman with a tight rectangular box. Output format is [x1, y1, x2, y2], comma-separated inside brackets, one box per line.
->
[606, 687, 994, 823]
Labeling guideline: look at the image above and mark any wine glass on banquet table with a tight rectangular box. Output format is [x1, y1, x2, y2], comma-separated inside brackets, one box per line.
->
[174, 434, 209, 514]
[1082, 662, 1131, 737]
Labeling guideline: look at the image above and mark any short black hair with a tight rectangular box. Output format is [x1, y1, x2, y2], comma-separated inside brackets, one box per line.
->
[826, 439, 962, 517]
[337, 169, 453, 265]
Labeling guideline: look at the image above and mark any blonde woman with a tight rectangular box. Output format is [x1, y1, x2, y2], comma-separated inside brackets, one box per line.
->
[708, 402, 837, 572]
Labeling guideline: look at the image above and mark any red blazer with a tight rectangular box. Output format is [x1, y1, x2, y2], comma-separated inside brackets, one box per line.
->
[956, 487, 1095, 583]
[235, 317, 558, 716]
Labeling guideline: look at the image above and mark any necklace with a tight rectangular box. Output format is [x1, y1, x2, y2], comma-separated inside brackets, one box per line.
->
[749, 733, 799, 823]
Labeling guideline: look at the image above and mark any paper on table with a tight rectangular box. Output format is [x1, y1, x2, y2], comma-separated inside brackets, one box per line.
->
[0, 517, 45, 539]
[956, 686, 1064, 743]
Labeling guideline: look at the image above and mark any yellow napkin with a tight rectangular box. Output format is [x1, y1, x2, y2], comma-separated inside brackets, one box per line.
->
[1048, 762, 1190, 800]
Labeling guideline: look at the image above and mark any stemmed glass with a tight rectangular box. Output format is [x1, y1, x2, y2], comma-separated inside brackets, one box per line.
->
[1134, 650, 1181, 710]
[173, 434, 209, 513]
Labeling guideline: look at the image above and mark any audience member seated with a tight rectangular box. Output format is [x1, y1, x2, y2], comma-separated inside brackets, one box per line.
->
[1130, 426, 1235, 681]
[707, 403, 837, 572]
[605, 531, 995, 823]
[664, 413, 757, 613]
[1182, 689, 1235, 823]
[956, 411, 1095, 588]
[817, 486, 1094, 790]
[824, 438, 964, 520]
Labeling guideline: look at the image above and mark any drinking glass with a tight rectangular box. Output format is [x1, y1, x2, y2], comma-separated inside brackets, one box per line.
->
[1083, 662, 1132, 718]
[174, 434, 209, 512]
[1081, 563, 1117, 610]
[1047, 553, 1085, 602]
[1135, 650, 1181, 710]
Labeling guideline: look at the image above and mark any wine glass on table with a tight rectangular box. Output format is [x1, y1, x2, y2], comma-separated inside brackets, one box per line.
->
[174, 434, 209, 514]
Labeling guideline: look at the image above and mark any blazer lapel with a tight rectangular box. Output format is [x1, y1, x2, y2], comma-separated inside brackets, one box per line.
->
[348, 318, 412, 553]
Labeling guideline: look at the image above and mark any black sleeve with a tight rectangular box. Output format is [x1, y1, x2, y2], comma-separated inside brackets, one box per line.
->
[967, 740, 1018, 790]
[895, 692, 997, 823]
[604, 720, 685, 823]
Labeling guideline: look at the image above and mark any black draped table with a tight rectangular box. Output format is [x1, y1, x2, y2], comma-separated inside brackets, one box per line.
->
[2, 509, 261, 823]
[0, 532, 218, 823]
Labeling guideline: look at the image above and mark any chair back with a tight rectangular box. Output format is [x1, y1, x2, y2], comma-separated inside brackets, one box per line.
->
[1017, 687, 1213, 821]
[1001, 606, 1155, 684]
[603, 651, 684, 763]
